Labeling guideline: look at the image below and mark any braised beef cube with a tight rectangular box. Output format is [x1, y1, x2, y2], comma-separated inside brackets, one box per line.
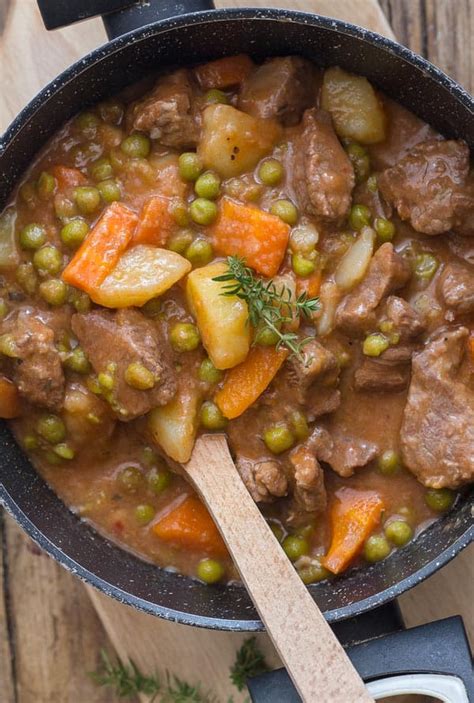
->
[325, 429, 378, 478]
[235, 456, 288, 503]
[2, 310, 64, 411]
[127, 69, 198, 148]
[378, 139, 472, 235]
[438, 262, 474, 316]
[71, 309, 177, 421]
[286, 339, 339, 406]
[287, 443, 327, 525]
[401, 327, 474, 488]
[336, 243, 411, 335]
[238, 56, 314, 126]
[384, 296, 426, 340]
[354, 357, 411, 392]
[293, 109, 355, 223]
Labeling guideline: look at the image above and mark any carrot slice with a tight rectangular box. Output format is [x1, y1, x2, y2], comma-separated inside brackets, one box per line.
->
[133, 195, 175, 246]
[62, 202, 138, 293]
[194, 54, 254, 90]
[211, 197, 290, 278]
[0, 377, 21, 419]
[51, 165, 87, 190]
[296, 271, 322, 300]
[322, 488, 384, 575]
[152, 495, 227, 557]
[215, 346, 288, 419]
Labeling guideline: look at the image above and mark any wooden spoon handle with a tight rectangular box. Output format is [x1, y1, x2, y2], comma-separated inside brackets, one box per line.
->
[186, 435, 373, 703]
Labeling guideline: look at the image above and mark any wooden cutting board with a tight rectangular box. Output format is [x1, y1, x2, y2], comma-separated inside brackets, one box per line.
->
[0, 2, 472, 702]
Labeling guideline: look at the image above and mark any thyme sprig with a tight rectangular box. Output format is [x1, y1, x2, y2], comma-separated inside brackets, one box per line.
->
[229, 636, 270, 691]
[213, 256, 320, 361]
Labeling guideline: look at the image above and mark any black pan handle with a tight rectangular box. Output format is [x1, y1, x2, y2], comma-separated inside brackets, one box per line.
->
[37, 0, 215, 39]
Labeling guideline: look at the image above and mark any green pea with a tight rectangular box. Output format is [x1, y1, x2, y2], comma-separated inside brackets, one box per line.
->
[270, 199, 298, 225]
[268, 521, 284, 543]
[141, 297, 162, 318]
[184, 238, 214, 266]
[377, 450, 401, 476]
[120, 133, 151, 158]
[255, 327, 279, 347]
[384, 520, 413, 547]
[292, 253, 315, 277]
[197, 558, 225, 584]
[345, 143, 370, 184]
[53, 443, 75, 460]
[171, 202, 190, 227]
[298, 562, 331, 584]
[44, 450, 63, 465]
[258, 158, 284, 186]
[98, 100, 124, 125]
[178, 152, 202, 182]
[70, 289, 91, 313]
[282, 535, 309, 562]
[36, 414, 66, 444]
[74, 186, 101, 215]
[147, 467, 172, 494]
[141, 446, 157, 467]
[109, 147, 128, 172]
[189, 198, 218, 226]
[414, 253, 439, 280]
[16, 263, 38, 295]
[194, 171, 221, 200]
[135, 504, 155, 525]
[290, 410, 309, 441]
[98, 372, 115, 391]
[204, 89, 229, 105]
[198, 358, 223, 384]
[263, 425, 294, 455]
[98, 179, 121, 203]
[54, 195, 78, 221]
[167, 229, 194, 255]
[23, 434, 39, 451]
[0, 298, 8, 319]
[90, 158, 114, 182]
[363, 534, 391, 563]
[200, 401, 228, 430]
[170, 322, 200, 352]
[349, 204, 371, 231]
[374, 217, 395, 242]
[64, 347, 91, 374]
[118, 466, 143, 493]
[39, 279, 68, 306]
[367, 174, 378, 192]
[33, 246, 62, 275]
[60, 218, 89, 248]
[363, 333, 389, 357]
[75, 111, 100, 133]
[124, 362, 156, 390]
[425, 488, 455, 513]
[294, 524, 314, 539]
[19, 223, 46, 250]
[0, 334, 19, 358]
[37, 171, 57, 200]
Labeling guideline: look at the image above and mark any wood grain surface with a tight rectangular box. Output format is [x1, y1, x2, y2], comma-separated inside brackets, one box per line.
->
[0, 1, 472, 702]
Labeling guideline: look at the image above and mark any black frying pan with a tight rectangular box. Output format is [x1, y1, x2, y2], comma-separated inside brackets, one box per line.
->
[0, 0, 472, 633]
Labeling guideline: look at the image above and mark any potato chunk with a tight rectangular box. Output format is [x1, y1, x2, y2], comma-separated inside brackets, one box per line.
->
[335, 226, 376, 291]
[91, 245, 191, 308]
[187, 261, 250, 369]
[321, 67, 387, 144]
[198, 104, 281, 178]
[148, 382, 200, 463]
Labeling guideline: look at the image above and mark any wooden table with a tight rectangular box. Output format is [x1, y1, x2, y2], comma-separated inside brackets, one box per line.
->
[0, 1, 472, 701]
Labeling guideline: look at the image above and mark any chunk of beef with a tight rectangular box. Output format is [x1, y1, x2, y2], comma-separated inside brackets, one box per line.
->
[336, 244, 411, 335]
[71, 309, 177, 421]
[384, 296, 426, 340]
[238, 56, 314, 126]
[400, 327, 474, 488]
[127, 69, 198, 148]
[453, 174, 474, 236]
[325, 428, 378, 478]
[235, 456, 288, 503]
[285, 339, 341, 419]
[2, 310, 64, 411]
[354, 355, 411, 392]
[293, 109, 355, 223]
[287, 444, 327, 525]
[438, 262, 474, 316]
[378, 139, 472, 235]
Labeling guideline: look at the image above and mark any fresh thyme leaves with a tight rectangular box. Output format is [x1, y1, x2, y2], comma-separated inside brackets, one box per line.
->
[91, 637, 268, 701]
[229, 637, 270, 692]
[213, 256, 320, 361]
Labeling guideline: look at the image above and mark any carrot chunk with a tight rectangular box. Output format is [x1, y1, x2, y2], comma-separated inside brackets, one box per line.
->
[211, 198, 290, 278]
[133, 196, 176, 246]
[296, 271, 322, 300]
[0, 377, 21, 419]
[51, 165, 87, 190]
[194, 54, 254, 90]
[152, 495, 227, 557]
[215, 346, 288, 419]
[322, 488, 384, 575]
[62, 202, 138, 293]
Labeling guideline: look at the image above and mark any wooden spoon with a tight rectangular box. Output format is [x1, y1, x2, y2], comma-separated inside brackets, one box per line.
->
[185, 434, 374, 703]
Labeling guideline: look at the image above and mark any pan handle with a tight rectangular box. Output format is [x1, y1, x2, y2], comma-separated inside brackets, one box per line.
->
[36, 0, 216, 38]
